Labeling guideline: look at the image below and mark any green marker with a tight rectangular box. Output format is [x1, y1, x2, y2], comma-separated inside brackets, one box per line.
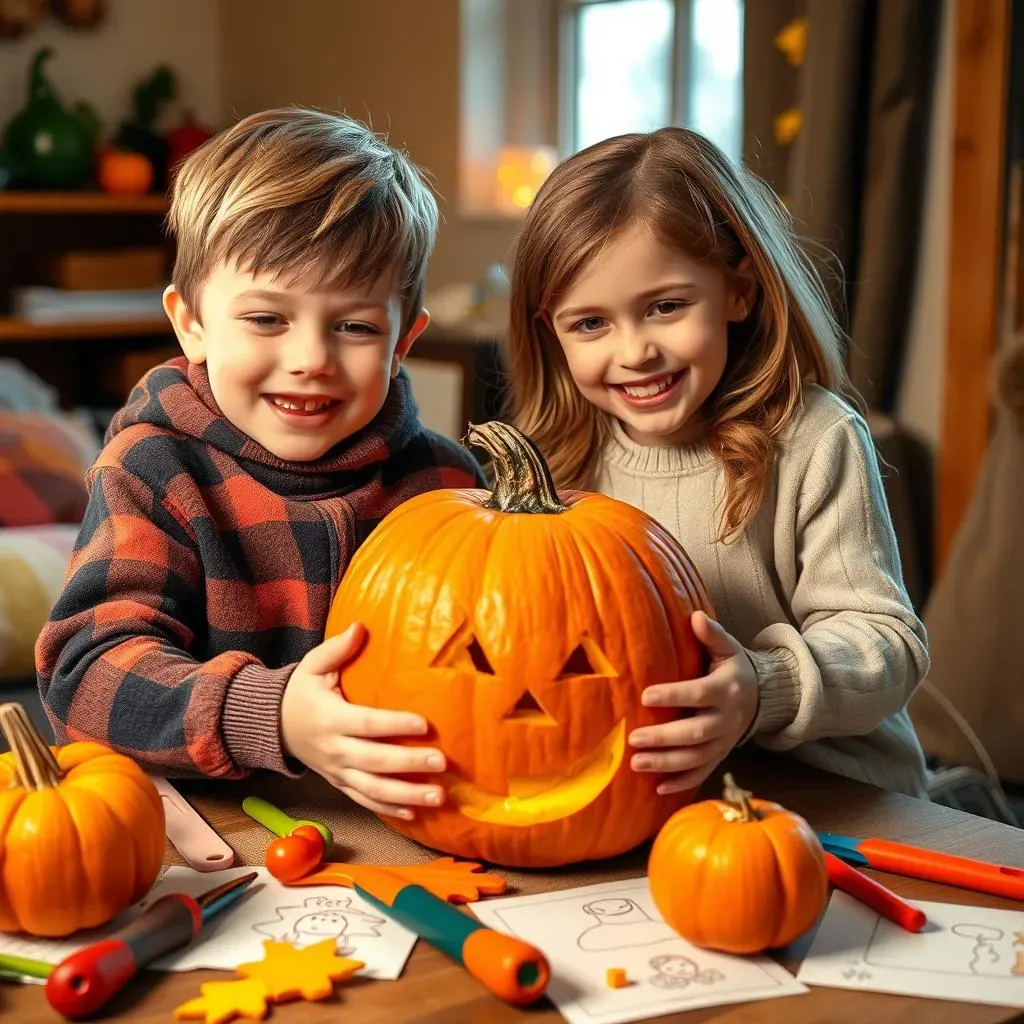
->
[242, 796, 333, 851]
[0, 951, 53, 981]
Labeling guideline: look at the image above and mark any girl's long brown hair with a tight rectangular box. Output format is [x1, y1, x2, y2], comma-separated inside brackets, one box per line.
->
[506, 127, 853, 541]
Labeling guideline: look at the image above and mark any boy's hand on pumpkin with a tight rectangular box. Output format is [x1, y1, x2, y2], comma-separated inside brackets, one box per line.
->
[281, 623, 447, 820]
[629, 611, 759, 795]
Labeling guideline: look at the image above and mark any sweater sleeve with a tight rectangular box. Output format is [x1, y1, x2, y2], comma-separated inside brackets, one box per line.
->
[35, 464, 299, 780]
[744, 413, 930, 749]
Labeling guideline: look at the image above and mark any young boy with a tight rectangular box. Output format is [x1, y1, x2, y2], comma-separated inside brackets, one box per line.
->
[36, 108, 482, 823]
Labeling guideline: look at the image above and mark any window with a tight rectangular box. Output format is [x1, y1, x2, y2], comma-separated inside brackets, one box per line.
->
[560, 0, 744, 161]
[458, 0, 744, 216]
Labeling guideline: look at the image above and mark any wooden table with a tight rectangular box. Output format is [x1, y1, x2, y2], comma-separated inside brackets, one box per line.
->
[5, 748, 1024, 1023]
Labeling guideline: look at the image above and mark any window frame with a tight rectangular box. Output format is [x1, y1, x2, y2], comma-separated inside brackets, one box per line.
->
[556, 0, 695, 157]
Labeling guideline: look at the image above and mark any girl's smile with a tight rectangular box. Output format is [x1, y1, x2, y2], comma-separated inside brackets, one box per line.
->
[609, 368, 688, 409]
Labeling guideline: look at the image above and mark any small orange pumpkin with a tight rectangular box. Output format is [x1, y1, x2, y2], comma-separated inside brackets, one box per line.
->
[0, 703, 165, 937]
[97, 147, 154, 195]
[327, 421, 714, 868]
[647, 773, 828, 954]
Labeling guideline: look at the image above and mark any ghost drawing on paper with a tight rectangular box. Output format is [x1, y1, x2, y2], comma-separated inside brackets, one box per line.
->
[575, 898, 675, 951]
[253, 895, 386, 955]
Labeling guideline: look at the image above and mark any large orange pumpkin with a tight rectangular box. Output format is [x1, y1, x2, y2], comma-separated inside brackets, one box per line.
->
[0, 703, 165, 937]
[326, 421, 714, 868]
[647, 773, 828, 954]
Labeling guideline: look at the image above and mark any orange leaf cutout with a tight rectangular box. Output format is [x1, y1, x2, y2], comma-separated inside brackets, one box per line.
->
[236, 938, 364, 1002]
[174, 977, 269, 1024]
[289, 856, 507, 903]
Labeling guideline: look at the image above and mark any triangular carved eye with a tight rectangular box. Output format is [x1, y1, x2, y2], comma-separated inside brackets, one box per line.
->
[558, 633, 618, 679]
[431, 623, 496, 674]
[466, 637, 495, 674]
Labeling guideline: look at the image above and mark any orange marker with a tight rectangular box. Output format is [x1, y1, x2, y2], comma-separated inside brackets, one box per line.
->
[350, 864, 549, 1005]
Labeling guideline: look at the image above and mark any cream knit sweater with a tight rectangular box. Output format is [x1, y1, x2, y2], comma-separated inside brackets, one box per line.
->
[595, 384, 930, 798]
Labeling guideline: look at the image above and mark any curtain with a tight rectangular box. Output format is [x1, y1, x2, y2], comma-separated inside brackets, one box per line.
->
[742, 0, 942, 607]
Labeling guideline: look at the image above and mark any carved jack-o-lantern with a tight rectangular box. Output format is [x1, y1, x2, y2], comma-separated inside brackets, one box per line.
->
[326, 421, 715, 868]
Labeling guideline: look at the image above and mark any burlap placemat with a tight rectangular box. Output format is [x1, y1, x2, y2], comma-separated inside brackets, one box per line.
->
[174, 769, 650, 895]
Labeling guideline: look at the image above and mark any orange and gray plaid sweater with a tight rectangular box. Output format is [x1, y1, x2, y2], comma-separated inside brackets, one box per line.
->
[35, 357, 484, 780]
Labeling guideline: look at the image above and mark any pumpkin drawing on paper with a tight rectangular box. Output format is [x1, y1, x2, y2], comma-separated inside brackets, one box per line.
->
[325, 420, 714, 868]
[0, 703, 165, 937]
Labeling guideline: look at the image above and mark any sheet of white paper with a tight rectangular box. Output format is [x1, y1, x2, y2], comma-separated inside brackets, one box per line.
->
[470, 879, 806, 1024]
[798, 890, 1024, 1007]
[0, 866, 417, 981]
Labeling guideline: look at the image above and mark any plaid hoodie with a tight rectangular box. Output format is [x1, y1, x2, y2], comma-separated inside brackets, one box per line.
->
[36, 356, 484, 779]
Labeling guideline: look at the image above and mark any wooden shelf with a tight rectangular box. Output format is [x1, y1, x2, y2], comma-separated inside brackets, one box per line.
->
[0, 316, 171, 341]
[0, 191, 168, 215]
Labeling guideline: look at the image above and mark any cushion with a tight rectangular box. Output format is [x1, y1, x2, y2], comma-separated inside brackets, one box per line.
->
[0, 411, 96, 527]
[0, 523, 78, 683]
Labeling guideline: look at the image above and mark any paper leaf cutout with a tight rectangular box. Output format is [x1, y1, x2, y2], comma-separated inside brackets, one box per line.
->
[236, 938, 364, 1002]
[290, 855, 507, 903]
[174, 977, 269, 1024]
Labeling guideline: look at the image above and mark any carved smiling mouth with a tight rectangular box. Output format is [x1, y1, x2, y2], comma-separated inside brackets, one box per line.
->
[441, 720, 626, 826]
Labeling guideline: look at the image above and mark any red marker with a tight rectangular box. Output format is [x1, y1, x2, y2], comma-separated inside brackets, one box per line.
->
[45, 872, 258, 1019]
[824, 851, 927, 932]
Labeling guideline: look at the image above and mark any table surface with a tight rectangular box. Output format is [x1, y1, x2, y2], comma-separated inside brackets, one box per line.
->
[5, 748, 1024, 1023]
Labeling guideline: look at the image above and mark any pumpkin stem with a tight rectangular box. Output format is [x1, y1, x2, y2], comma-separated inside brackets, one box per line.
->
[0, 703, 63, 791]
[721, 772, 760, 822]
[463, 421, 567, 514]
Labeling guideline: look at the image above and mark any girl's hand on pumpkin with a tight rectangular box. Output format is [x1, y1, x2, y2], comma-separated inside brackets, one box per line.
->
[630, 611, 759, 794]
[281, 623, 448, 820]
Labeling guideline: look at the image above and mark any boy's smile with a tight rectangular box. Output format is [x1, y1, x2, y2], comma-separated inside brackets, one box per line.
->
[163, 260, 428, 462]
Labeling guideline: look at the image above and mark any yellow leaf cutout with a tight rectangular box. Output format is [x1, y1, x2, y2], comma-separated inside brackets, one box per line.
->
[774, 108, 803, 147]
[174, 977, 269, 1024]
[236, 938, 364, 1002]
[774, 16, 809, 67]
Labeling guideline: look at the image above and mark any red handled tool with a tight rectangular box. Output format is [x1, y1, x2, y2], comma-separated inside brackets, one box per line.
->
[45, 871, 258, 1019]
[823, 851, 927, 932]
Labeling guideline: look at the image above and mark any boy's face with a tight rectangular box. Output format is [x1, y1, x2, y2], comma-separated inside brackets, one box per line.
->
[164, 260, 427, 462]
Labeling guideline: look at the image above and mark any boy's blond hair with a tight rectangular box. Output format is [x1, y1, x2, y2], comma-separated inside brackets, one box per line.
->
[167, 107, 439, 335]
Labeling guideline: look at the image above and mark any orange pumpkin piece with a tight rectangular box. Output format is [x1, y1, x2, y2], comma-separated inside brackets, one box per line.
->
[647, 773, 828, 955]
[326, 420, 715, 869]
[97, 147, 154, 195]
[0, 702, 165, 937]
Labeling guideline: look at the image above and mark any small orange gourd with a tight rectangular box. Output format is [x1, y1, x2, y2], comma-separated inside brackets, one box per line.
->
[0, 703, 165, 937]
[647, 773, 828, 955]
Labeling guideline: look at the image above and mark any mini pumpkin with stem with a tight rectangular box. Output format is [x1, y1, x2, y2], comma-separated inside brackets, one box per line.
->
[0, 703, 165, 937]
[647, 772, 828, 954]
[326, 420, 715, 868]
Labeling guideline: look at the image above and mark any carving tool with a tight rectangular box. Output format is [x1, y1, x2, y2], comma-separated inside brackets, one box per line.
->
[153, 777, 235, 871]
[242, 795, 333, 850]
[44, 871, 258, 1019]
[818, 831, 1024, 902]
[346, 863, 549, 1005]
[823, 851, 927, 932]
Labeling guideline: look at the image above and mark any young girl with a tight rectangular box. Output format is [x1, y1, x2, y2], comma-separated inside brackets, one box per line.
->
[506, 127, 930, 799]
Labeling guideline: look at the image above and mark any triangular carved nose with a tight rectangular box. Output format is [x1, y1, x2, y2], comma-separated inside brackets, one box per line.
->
[504, 688, 556, 723]
[514, 691, 543, 714]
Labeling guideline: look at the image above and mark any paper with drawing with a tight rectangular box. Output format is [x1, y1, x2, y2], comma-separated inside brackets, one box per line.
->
[470, 879, 806, 1024]
[798, 890, 1024, 1007]
[0, 866, 416, 980]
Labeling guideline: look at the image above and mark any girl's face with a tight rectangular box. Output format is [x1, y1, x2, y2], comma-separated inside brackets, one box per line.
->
[548, 223, 753, 447]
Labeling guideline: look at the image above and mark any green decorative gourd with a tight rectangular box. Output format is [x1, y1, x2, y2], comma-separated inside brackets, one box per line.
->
[1, 48, 98, 190]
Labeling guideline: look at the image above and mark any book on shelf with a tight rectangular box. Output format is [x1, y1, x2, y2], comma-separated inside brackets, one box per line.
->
[11, 286, 165, 324]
